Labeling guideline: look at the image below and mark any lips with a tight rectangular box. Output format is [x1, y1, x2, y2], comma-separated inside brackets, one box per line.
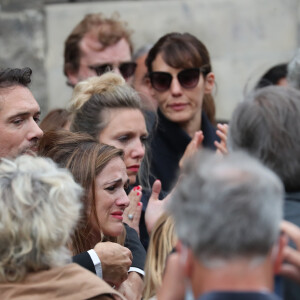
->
[169, 103, 188, 111]
[127, 165, 140, 173]
[111, 211, 123, 221]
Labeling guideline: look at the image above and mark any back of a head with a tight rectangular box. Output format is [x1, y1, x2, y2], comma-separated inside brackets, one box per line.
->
[68, 72, 142, 139]
[228, 86, 300, 192]
[39, 108, 71, 132]
[255, 63, 287, 89]
[64, 13, 133, 77]
[0, 67, 32, 89]
[0, 155, 82, 282]
[168, 150, 283, 266]
[287, 48, 300, 90]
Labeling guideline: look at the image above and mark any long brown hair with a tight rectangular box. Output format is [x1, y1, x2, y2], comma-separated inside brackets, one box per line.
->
[38, 130, 125, 254]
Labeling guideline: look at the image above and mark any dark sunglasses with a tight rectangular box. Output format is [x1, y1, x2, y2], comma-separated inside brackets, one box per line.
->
[89, 62, 137, 79]
[149, 68, 207, 92]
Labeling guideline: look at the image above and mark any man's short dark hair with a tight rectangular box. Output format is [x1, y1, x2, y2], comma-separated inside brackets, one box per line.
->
[0, 67, 32, 89]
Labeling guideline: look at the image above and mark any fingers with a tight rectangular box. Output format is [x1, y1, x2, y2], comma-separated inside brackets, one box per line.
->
[193, 130, 204, 148]
[281, 220, 300, 249]
[279, 263, 300, 283]
[282, 246, 300, 268]
[214, 140, 228, 155]
[123, 186, 142, 235]
[179, 131, 204, 169]
[215, 123, 229, 156]
[133, 202, 143, 224]
[216, 123, 228, 136]
[126, 247, 133, 263]
[150, 179, 162, 202]
[278, 221, 300, 283]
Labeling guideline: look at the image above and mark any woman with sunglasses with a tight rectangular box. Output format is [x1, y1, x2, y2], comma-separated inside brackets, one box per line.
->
[146, 32, 221, 192]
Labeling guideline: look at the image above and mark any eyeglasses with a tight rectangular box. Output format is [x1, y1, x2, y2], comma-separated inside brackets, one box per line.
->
[149, 68, 207, 92]
[89, 62, 137, 79]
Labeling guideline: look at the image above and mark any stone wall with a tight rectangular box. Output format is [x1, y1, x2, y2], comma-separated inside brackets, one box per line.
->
[1, 0, 300, 120]
[0, 0, 47, 113]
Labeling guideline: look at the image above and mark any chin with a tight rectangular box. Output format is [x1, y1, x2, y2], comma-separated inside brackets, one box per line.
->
[104, 225, 124, 237]
[129, 175, 137, 185]
[165, 112, 192, 124]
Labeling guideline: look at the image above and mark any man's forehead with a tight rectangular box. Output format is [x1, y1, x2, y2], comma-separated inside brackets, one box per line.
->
[0, 85, 40, 115]
[79, 34, 132, 65]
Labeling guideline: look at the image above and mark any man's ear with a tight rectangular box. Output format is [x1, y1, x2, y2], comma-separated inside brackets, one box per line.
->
[273, 233, 288, 274]
[204, 72, 215, 94]
[177, 241, 193, 278]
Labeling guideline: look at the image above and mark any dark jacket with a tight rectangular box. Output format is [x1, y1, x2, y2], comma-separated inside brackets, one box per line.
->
[149, 109, 219, 192]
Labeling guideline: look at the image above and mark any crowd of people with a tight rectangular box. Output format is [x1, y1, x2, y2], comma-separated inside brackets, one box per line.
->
[1, 11, 300, 300]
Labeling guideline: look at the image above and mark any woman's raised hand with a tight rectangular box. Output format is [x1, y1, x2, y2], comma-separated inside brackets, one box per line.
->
[179, 130, 204, 169]
[123, 186, 143, 236]
[279, 221, 300, 284]
[215, 123, 229, 156]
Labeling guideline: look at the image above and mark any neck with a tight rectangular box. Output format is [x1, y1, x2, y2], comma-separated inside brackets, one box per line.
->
[191, 256, 274, 298]
[179, 109, 202, 138]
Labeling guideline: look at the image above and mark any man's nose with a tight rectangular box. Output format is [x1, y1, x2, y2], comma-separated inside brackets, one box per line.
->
[27, 119, 43, 140]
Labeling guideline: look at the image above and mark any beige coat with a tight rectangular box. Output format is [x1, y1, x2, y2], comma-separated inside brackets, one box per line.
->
[0, 263, 125, 300]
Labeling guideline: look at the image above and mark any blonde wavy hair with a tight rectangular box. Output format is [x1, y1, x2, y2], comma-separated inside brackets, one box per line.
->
[68, 73, 126, 113]
[143, 213, 177, 300]
[68, 72, 150, 188]
[0, 155, 82, 282]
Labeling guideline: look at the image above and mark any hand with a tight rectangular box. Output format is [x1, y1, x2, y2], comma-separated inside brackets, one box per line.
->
[123, 186, 143, 236]
[179, 130, 203, 169]
[117, 272, 144, 300]
[214, 123, 229, 156]
[278, 221, 300, 284]
[145, 180, 172, 234]
[94, 241, 133, 287]
[157, 252, 186, 300]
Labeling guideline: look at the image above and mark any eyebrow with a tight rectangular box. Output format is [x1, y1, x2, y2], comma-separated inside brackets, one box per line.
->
[7, 110, 40, 121]
[104, 176, 129, 186]
[114, 130, 149, 136]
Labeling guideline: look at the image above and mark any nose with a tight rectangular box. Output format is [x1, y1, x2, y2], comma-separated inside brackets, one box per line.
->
[116, 191, 130, 208]
[112, 65, 122, 77]
[170, 77, 183, 97]
[27, 118, 43, 141]
[131, 140, 145, 160]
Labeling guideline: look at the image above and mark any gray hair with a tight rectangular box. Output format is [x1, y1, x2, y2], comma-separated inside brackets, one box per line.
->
[0, 155, 82, 282]
[168, 151, 284, 267]
[228, 85, 300, 192]
[287, 48, 300, 90]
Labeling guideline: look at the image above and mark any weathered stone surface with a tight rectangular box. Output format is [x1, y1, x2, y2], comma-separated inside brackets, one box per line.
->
[1, 0, 43, 11]
[0, 4, 47, 114]
[1, 0, 300, 120]
[45, 0, 300, 120]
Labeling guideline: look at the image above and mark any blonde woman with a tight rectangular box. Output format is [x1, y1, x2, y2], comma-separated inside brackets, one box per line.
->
[143, 213, 177, 300]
